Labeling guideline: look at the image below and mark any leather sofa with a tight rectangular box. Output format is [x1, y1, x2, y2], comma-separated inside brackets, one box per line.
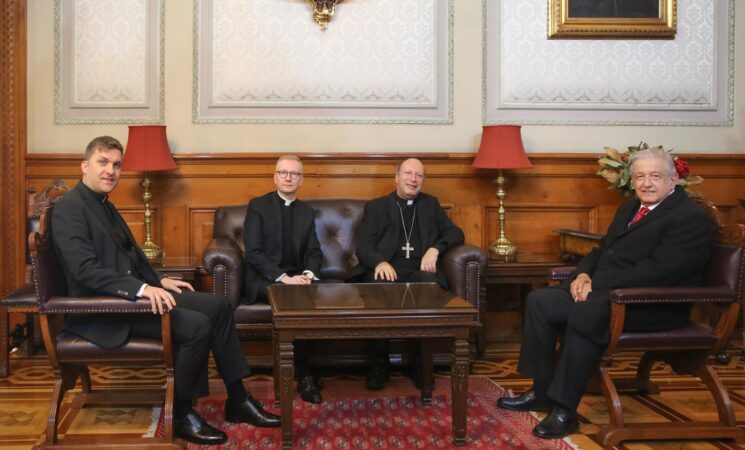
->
[203, 198, 487, 366]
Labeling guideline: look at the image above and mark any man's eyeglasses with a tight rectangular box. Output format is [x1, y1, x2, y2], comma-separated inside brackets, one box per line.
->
[276, 170, 303, 180]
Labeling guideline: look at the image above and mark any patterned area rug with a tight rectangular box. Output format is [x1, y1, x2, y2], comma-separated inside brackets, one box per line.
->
[170, 376, 575, 449]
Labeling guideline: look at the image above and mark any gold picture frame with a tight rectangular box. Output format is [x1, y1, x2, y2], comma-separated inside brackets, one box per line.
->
[548, 0, 676, 39]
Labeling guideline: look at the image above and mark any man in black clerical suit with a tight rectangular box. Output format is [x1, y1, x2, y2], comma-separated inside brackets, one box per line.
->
[352, 158, 465, 390]
[51, 136, 280, 446]
[243, 155, 324, 403]
[497, 148, 713, 440]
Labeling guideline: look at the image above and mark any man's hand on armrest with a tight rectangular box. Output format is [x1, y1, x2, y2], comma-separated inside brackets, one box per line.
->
[140, 285, 177, 315]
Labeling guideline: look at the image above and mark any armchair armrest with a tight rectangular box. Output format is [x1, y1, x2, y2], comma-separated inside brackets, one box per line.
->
[41, 296, 163, 314]
[550, 266, 575, 281]
[440, 244, 487, 315]
[1, 284, 38, 310]
[609, 286, 738, 305]
[203, 237, 244, 308]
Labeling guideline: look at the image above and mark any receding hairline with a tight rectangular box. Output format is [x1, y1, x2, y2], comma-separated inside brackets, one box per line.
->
[275, 154, 303, 170]
[84, 136, 124, 160]
[629, 148, 675, 177]
[396, 158, 425, 175]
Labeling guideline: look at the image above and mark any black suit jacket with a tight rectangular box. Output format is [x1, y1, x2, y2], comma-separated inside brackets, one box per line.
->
[567, 187, 712, 343]
[242, 192, 322, 304]
[51, 182, 163, 348]
[352, 192, 465, 282]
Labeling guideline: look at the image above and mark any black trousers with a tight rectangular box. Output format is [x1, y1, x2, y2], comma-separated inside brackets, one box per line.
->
[130, 291, 250, 401]
[518, 285, 689, 410]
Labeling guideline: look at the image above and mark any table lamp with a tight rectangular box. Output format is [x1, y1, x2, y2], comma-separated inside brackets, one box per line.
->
[122, 125, 177, 264]
[472, 125, 532, 262]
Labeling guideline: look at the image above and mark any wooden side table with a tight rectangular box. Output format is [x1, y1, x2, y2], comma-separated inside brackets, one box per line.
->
[481, 254, 564, 346]
[155, 256, 197, 287]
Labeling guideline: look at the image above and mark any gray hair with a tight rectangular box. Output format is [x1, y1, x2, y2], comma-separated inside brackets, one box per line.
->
[629, 147, 675, 177]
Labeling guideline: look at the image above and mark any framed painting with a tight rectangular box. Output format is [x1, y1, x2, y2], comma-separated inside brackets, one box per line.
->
[548, 0, 676, 39]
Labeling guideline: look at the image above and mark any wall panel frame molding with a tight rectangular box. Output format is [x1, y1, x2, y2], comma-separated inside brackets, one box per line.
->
[193, 0, 453, 124]
[483, 0, 734, 125]
[54, 0, 164, 124]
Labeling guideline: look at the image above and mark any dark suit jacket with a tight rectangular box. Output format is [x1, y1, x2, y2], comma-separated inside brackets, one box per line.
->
[567, 187, 713, 344]
[351, 192, 465, 282]
[242, 191, 322, 304]
[51, 182, 163, 348]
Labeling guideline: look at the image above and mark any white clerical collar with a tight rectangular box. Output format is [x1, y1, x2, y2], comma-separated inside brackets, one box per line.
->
[277, 192, 295, 206]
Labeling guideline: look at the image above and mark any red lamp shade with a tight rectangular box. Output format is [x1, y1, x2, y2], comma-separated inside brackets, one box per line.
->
[122, 125, 177, 172]
[472, 125, 532, 169]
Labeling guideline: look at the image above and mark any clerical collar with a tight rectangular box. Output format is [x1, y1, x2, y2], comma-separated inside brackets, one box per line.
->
[396, 195, 415, 207]
[80, 181, 107, 203]
[277, 191, 295, 206]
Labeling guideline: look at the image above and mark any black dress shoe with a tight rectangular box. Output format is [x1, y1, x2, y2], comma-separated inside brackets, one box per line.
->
[532, 406, 579, 439]
[497, 389, 552, 412]
[366, 364, 390, 391]
[174, 410, 227, 445]
[224, 396, 281, 427]
[298, 375, 322, 404]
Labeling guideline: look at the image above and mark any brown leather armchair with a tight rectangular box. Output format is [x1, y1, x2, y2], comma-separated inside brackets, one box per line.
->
[31, 202, 179, 448]
[549, 222, 745, 446]
[1, 179, 70, 377]
[203, 199, 487, 364]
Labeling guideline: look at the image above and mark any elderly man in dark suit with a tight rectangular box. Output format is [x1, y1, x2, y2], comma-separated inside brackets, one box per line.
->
[51, 136, 279, 446]
[497, 148, 713, 439]
[353, 157, 465, 389]
[242, 154, 324, 403]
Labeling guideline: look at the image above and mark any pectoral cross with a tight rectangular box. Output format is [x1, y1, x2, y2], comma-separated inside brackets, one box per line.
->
[402, 242, 414, 259]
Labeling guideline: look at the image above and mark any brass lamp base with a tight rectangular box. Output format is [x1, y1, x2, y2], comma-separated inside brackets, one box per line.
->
[490, 169, 518, 263]
[141, 240, 164, 265]
[489, 239, 517, 262]
[139, 173, 164, 265]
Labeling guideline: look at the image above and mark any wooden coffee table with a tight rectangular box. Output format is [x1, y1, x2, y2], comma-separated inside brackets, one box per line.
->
[268, 282, 477, 448]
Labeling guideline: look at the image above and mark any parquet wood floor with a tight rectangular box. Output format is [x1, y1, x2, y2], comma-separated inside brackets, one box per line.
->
[1, 341, 744, 449]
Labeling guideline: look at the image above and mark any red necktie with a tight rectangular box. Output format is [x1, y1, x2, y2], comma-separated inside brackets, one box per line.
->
[629, 206, 650, 227]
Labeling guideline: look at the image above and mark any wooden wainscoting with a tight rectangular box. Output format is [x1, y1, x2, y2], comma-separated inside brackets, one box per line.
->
[19, 152, 745, 343]
[25, 152, 745, 270]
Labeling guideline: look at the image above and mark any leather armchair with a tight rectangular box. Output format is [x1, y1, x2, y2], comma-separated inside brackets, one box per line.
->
[549, 223, 745, 446]
[31, 201, 178, 449]
[203, 199, 487, 357]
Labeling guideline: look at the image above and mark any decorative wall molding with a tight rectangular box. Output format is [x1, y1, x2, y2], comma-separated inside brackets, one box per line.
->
[193, 0, 453, 124]
[483, 0, 735, 126]
[54, 0, 164, 124]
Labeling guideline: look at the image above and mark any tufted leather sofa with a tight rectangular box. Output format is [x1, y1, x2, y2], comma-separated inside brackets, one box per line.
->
[203, 198, 487, 363]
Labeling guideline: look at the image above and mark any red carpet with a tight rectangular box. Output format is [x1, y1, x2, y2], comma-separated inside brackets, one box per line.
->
[175, 377, 574, 449]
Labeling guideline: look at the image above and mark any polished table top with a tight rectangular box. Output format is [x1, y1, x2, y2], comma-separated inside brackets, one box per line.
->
[268, 282, 474, 314]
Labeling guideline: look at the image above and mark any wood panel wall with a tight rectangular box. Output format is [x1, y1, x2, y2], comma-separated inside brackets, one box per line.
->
[24, 153, 745, 285]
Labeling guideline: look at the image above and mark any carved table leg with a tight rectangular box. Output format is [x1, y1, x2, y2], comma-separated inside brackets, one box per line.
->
[451, 336, 469, 446]
[273, 329, 279, 406]
[278, 339, 295, 449]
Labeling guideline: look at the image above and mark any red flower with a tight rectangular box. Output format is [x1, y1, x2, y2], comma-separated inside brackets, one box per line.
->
[674, 158, 690, 179]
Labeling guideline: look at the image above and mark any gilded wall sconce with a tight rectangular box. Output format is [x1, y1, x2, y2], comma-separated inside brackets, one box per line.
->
[308, 0, 342, 31]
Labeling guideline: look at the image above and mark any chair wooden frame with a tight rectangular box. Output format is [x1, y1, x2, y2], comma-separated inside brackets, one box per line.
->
[30, 201, 181, 449]
[552, 220, 745, 446]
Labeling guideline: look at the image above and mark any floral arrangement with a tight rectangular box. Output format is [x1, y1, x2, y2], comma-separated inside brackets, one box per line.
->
[597, 142, 703, 196]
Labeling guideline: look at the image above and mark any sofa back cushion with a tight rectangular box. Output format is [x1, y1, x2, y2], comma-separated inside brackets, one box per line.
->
[310, 199, 366, 280]
[213, 198, 368, 281]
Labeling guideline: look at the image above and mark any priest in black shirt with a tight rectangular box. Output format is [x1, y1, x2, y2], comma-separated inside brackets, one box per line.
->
[242, 155, 324, 403]
[352, 158, 465, 389]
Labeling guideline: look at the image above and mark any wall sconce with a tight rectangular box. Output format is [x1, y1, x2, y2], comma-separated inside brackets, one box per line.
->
[309, 0, 342, 31]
